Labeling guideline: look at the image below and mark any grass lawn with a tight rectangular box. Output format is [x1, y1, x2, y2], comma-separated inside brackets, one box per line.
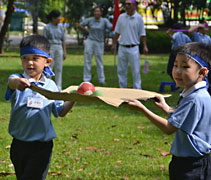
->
[0, 49, 180, 180]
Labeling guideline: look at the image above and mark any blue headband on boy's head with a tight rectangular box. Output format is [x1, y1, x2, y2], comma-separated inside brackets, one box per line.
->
[186, 53, 209, 69]
[20, 46, 54, 77]
[20, 46, 51, 58]
[185, 53, 209, 89]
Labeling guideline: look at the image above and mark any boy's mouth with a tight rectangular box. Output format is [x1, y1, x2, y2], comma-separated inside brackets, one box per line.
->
[27, 67, 35, 71]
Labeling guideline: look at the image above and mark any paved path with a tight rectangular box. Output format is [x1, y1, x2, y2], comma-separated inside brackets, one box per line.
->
[7, 33, 80, 48]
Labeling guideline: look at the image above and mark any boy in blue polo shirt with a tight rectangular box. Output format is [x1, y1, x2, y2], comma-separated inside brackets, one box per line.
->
[5, 35, 75, 180]
[128, 42, 211, 179]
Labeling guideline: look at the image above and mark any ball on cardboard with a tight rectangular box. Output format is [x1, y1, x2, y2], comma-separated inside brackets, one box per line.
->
[77, 82, 95, 95]
[92, 90, 103, 97]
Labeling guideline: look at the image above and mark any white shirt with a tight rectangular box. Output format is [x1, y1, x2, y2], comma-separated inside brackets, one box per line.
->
[114, 11, 146, 45]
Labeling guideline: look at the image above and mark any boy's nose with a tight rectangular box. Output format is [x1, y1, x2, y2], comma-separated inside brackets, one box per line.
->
[27, 59, 34, 65]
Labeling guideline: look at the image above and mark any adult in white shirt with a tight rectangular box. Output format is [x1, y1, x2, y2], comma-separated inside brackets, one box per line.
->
[111, 0, 148, 89]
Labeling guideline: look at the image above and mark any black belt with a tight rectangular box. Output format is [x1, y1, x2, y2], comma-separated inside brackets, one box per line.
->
[121, 44, 138, 48]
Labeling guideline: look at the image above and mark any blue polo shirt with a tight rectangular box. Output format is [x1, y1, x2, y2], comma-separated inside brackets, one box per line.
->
[168, 81, 211, 157]
[193, 32, 211, 46]
[5, 73, 64, 142]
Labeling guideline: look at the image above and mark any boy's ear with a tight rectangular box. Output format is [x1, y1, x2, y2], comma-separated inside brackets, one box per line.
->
[199, 67, 208, 76]
[45, 58, 52, 66]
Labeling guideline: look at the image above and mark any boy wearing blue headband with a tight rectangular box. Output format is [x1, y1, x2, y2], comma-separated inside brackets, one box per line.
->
[128, 42, 211, 179]
[5, 35, 75, 180]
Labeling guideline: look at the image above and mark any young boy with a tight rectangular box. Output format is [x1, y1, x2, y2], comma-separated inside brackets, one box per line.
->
[5, 35, 75, 180]
[128, 42, 211, 179]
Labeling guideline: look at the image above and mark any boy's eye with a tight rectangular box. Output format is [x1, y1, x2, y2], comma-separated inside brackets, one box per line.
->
[183, 65, 189, 68]
[33, 57, 39, 60]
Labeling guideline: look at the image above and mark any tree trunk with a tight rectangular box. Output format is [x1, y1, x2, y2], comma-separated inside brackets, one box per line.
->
[0, 0, 15, 54]
[30, 0, 40, 34]
[173, 0, 178, 23]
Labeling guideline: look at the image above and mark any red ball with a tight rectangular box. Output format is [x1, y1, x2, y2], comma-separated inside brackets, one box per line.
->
[77, 82, 95, 95]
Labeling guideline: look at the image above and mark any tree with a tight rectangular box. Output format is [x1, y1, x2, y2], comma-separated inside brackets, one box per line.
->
[0, 0, 14, 54]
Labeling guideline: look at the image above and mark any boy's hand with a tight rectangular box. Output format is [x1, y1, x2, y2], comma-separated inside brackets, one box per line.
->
[128, 99, 145, 110]
[152, 95, 171, 114]
[9, 78, 31, 91]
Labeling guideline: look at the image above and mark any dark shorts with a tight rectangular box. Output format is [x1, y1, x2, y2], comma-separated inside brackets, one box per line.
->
[10, 138, 53, 180]
[169, 154, 211, 180]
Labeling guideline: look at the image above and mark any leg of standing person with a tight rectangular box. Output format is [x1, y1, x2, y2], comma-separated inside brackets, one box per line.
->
[50, 44, 63, 91]
[117, 46, 128, 88]
[83, 39, 94, 82]
[128, 46, 141, 89]
[94, 41, 105, 84]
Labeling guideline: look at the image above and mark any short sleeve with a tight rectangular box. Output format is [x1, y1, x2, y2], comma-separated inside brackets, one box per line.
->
[52, 100, 64, 117]
[168, 101, 201, 134]
[5, 74, 21, 101]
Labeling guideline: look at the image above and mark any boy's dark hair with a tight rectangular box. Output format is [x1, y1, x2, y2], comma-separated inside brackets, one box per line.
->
[47, 10, 61, 21]
[174, 42, 211, 68]
[20, 35, 50, 54]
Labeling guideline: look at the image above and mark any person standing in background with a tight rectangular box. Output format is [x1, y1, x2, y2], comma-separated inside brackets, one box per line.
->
[78, 6, 113, 85]
[111, 0, 148, 89]
[44, 10, 66, 91]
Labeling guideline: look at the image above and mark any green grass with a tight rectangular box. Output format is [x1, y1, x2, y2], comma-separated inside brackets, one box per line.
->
[0, 49, 180, 179]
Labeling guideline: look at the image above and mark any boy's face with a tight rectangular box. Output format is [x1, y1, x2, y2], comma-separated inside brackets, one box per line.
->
[21, 55, 52, 81]
[172, 54, 202, 91]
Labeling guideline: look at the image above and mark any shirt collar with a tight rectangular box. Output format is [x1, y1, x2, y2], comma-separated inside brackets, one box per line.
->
[23, 72, 46, 85]
[126, 11, 137, 18]
[180, 81, 206, 98]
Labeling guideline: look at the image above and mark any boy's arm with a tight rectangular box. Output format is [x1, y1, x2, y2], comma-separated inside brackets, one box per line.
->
[188, 24, 204, 34]
[9, 78, 31, 91]
[128, 100, 177, 135]
[59, 101, 76, 117]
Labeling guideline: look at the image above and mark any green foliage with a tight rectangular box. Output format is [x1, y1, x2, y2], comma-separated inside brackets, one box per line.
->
[140, 30, 171, 53]
[0, 49, 179, 179]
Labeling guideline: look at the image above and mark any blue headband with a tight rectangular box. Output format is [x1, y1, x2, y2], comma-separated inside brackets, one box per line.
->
[186, 53, 209, 89]
[186, 53, 209, 69]
[20, 46, 54, 77]
[20, 46, 51, 58]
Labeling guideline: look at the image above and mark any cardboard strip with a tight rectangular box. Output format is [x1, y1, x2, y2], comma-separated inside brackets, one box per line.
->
[30, 85, 171, 107]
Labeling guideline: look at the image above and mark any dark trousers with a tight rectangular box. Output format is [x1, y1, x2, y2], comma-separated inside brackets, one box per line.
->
[169, 154, 211, 180]
[10, 138, 53, 180]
